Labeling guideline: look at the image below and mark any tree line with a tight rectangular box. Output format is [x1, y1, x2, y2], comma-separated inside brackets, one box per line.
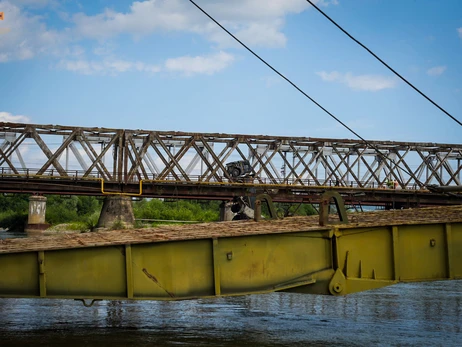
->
[0, 194, 317, 232]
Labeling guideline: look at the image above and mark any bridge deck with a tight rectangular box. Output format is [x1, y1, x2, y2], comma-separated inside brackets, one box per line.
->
[1, 205, 462, 254]
[1, 206, 461, 301]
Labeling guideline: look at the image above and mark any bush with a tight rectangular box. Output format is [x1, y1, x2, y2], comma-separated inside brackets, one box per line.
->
[0, 211, 28, 231]
[133, 199, 220, 223]
[45, 196, 79, 225]
[45, 196, 102, 226]
[80, 211, 100, 231]
[111, 220, 126, 230]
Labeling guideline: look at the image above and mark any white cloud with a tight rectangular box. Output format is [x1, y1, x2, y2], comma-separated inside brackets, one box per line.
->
[316, 71, 397, 91]
[0, 1, 66, 62]
[93, 42, 117, 56]
[427, 66, 446, 77]
[0, 0, 337, 74]
[458, 28, 462, 39]
[71, 0, 332, 49]
[59, 51, 233, 76]
[57, 59, 161, 75]
[317, 0, 339, 5]
[0, 111, 31, 123]
[165, 51, 234, 76]
[231, 21, 287, 48]
[317, 71, 342, 82]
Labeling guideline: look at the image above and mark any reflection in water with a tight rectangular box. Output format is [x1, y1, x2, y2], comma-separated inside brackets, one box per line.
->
[0, 281, 461, 346]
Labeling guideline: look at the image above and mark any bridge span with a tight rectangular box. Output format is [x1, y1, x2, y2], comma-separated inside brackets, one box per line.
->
[1, 205, 461, 301]
[0, 122, 461, 206]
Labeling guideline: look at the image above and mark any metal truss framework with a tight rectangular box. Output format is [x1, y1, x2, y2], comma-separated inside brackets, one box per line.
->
[0, 122, 461, 190]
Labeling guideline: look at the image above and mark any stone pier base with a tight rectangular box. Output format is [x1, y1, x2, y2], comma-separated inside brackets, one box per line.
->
[96, 196, 135, 230]
[219, 201, 235, 221]
[25, 195, 49, 236]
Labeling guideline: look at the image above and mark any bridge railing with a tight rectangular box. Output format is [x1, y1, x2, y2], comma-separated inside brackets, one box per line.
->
[0, 123, 460, 192]
[0, 167, 423, 191]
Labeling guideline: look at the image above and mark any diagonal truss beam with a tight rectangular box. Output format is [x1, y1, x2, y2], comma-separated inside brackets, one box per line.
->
[0, 123, 459, 191]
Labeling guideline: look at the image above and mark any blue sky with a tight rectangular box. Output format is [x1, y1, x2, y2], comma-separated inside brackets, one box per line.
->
[0, 0, 461, 144]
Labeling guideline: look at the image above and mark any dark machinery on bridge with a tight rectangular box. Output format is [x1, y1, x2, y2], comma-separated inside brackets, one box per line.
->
[226, 160, 252, 179]
[230, 196, 255, 220]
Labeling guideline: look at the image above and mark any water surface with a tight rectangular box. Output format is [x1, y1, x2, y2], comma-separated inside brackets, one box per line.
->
[0, 281, 461, 346]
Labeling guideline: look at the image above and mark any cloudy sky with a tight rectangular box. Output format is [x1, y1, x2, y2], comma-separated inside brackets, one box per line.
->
[0, 0, 461, 143]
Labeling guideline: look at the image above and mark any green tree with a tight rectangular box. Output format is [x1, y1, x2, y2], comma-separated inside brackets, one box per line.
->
[0, 194, 29, 231]
[0, 194, 29, 213]
[133, 199, 220, 224]
[45, 196, 79, 225]
[77, 196, 101, 216]
[45, 195, 102, 225]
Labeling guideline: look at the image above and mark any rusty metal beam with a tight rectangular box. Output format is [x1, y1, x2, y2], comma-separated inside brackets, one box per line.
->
[0, 122, 459, 203]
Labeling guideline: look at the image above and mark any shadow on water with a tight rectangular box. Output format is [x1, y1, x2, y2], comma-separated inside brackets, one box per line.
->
[0, 281, 461, 347]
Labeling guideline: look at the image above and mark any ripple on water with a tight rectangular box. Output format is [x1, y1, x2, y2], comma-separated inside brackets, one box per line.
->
[0, 281, 461, 346]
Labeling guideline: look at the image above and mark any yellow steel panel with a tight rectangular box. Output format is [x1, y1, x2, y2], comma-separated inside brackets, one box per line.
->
[0, 252, 39, 296]
[0, 221, 461, 301]
[452, 223, 462, 278]
[45, 247, 126, 296]
[131, 240, 214, 298]
[399, 224, 446, 280]
[218, 232, 331, 294]
[337, 227, 394, 280]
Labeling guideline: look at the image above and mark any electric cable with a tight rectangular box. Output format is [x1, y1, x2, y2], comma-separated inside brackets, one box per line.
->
[189, 0, 366, 144]
[305, 0, 462, 127]
[188, 0, 427, 187]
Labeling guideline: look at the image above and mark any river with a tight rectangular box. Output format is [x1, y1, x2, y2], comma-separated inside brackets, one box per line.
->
[0, 280, 461, 346]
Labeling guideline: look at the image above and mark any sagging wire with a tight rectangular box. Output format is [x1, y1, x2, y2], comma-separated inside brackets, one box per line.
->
[188, 0, 431, 189]
[305, 0, 462, 128]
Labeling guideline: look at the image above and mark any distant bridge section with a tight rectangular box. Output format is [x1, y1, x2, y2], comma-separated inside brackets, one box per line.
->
[0, 122, 460, 206]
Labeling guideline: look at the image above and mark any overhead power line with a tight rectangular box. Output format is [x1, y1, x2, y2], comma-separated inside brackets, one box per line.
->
[305, 0, 462, 127]
[188, 0, 426, 187]
[188, 0, 367, 145]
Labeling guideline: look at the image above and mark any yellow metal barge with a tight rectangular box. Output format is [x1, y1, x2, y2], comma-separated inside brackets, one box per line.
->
[0, 205, 461, 301]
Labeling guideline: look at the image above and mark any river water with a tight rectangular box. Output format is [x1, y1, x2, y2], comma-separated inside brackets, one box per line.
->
[1, 231, 461, 346]
[0, 281, 461, 346]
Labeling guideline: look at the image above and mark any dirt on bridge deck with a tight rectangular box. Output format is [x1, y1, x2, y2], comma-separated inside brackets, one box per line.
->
[0, 205, 461, 254]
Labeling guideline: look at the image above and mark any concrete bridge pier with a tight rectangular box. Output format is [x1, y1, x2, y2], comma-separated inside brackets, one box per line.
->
[219, 201, 235, 221]
[96, 196, 135, 230]
[25, 195, 49, 236]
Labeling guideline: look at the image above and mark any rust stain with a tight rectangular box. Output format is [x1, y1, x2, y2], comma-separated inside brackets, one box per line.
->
[165, 290, 175, 297]
[142, 268, 159, 283]
[241, 262, 262, 280]
[142, 268, 175, 298]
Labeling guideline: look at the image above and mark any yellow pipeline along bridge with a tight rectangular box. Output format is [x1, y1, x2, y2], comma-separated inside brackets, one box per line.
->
[0, 205, 461, 302]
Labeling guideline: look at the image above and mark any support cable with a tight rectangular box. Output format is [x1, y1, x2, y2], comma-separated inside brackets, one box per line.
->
[305, 0, 462, 127]
[188, 0, 426, 187]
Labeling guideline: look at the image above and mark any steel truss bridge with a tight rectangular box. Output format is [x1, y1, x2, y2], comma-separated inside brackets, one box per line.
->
[0, 122, 461, 206]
